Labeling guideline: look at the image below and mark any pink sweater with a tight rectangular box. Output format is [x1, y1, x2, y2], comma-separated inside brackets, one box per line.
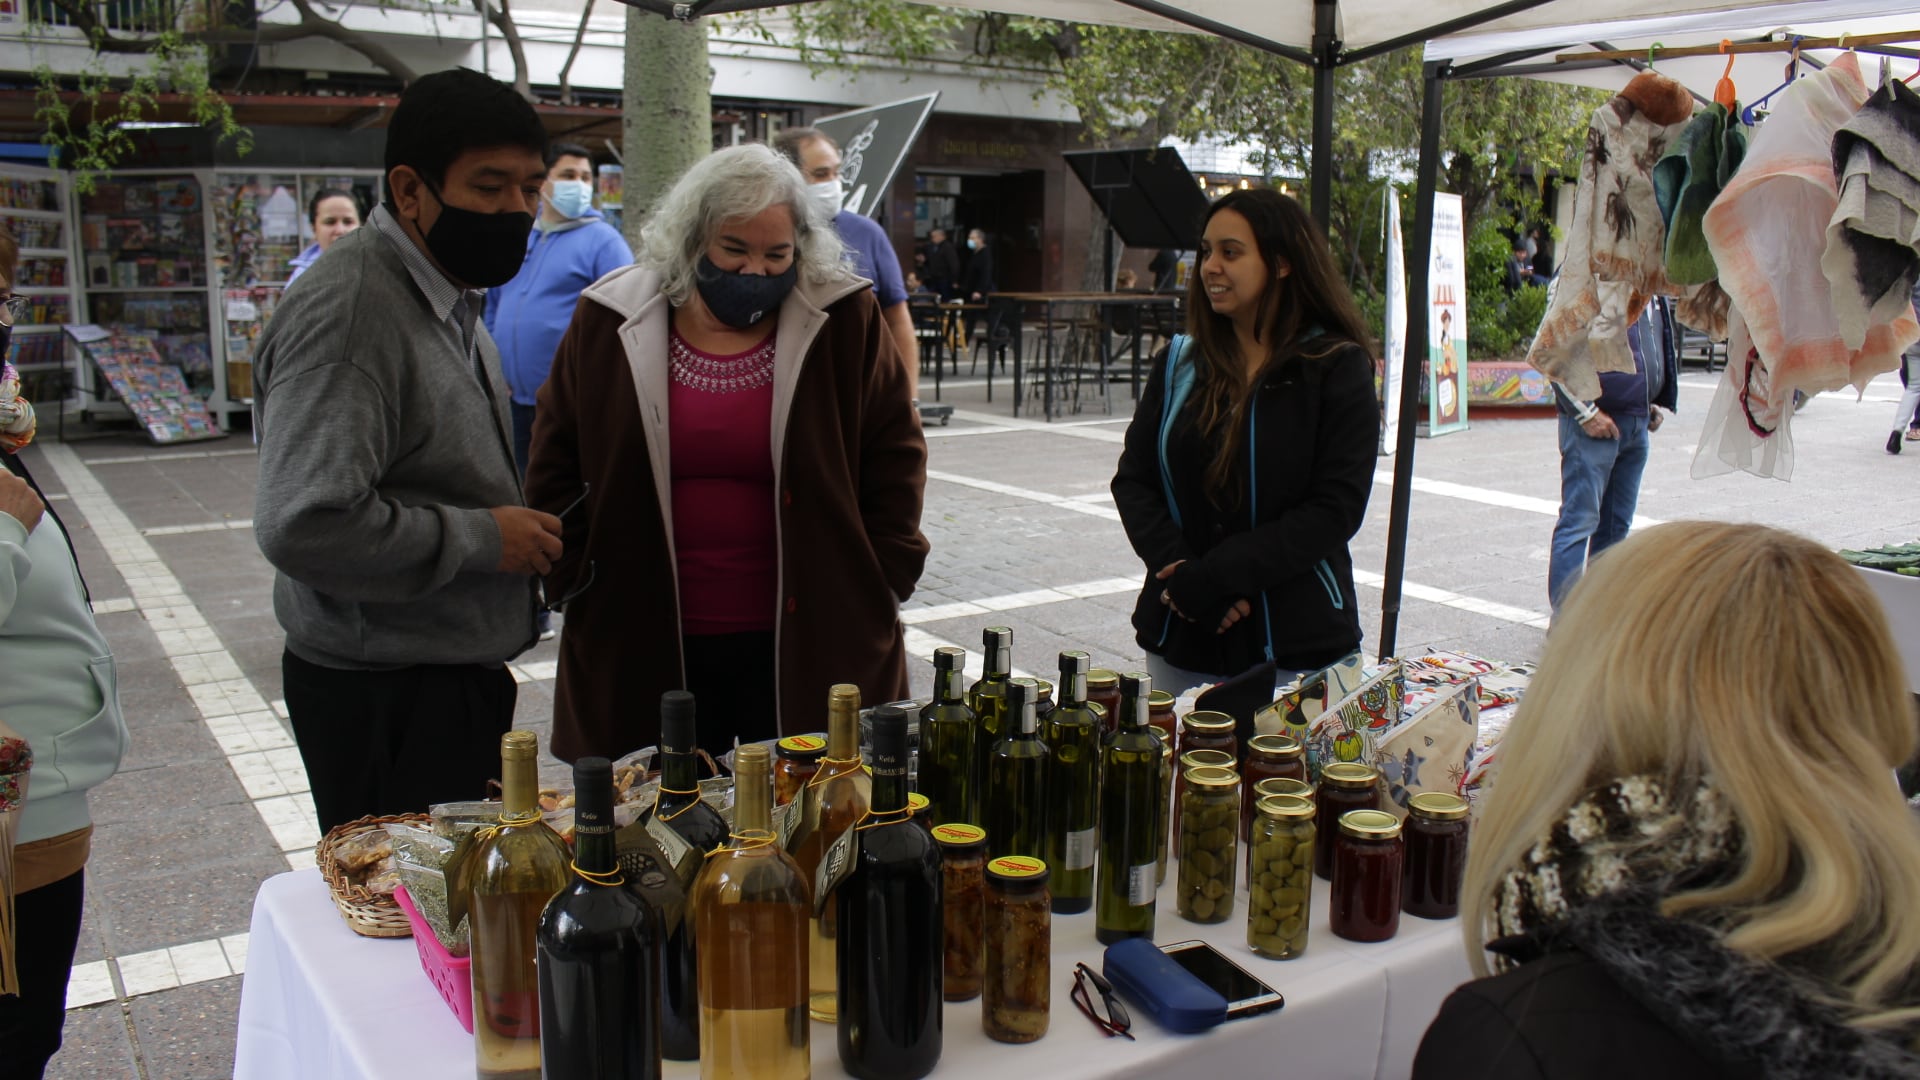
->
[668, 328, 777, 634]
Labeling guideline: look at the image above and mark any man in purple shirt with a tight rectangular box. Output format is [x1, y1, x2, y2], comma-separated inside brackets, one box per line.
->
[774, 126, 920, 399]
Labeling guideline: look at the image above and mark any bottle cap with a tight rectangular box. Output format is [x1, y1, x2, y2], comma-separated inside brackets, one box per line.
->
[1408, 792, 1470, 821]
[986, 854, 1049, 886]
[1338, 809, 1403, 840]
[1255, 777, 1315, 800]
[933, 646, 967, 671]
[660, 691, 696, 750]
[1058, 650, 1090, 676]
[1184, 764, 1239, 789]
[777, 734, 828, 759]
[932, 822, 987, 850]
[1248, 734, 1303, 758]
[1321, 762, 1381, 789]
[1256, 793, 1316, 820]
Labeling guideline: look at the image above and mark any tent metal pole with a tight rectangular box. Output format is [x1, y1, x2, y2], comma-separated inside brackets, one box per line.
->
[1310, 0, 1338, 229]
[1378, 59, 1447, 661]
[1339, 0, 1562, 66]
[1108, 0, 1313, 63]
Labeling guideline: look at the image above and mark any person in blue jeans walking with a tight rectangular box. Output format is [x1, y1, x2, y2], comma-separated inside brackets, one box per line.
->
[1548, 296, 1678, 612]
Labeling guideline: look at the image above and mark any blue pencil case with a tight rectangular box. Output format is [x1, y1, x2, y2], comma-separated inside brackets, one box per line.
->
[1101, 937, 1229, 1034]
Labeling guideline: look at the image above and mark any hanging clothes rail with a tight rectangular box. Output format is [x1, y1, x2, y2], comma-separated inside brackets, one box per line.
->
[1559, 31, 1920, 63]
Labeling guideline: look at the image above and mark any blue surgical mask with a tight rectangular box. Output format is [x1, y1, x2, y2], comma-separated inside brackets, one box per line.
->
[966, 237, 979, 250]
[547, 179, 593, 220]
[694, 255, 797, 329]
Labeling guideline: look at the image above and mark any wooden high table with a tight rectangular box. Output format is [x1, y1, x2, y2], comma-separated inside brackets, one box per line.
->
[234, 865, 1469, 1079]
[985, 292, 1182, 420]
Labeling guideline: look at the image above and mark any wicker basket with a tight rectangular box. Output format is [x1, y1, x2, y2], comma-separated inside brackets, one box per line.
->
[316, 813, 427, 939]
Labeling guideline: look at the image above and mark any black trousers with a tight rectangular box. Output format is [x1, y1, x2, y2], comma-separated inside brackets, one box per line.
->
[0, 869, 85, 1080]
[682, 630, 779, 758]
[283, 650, 518, 834]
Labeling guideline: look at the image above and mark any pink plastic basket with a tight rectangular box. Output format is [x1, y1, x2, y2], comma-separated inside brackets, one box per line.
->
[393, 886, 475, 1033]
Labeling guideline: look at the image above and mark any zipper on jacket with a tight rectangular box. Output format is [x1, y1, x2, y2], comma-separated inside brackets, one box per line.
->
[1249, 394, 1276, 664]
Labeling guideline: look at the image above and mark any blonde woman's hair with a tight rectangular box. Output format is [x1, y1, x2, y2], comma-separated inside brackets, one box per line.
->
[638, 143, 852, 306]
[1462, 521, 1920, 1030]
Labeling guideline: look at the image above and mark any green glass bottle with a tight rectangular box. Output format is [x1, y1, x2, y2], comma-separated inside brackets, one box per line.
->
[969, 626, 1013, 801]
[1096, 673, 1164, 944]
[1042, 651, 1101, 915]
[984, 677, 1049, 861]
[916, 646, 979, 828]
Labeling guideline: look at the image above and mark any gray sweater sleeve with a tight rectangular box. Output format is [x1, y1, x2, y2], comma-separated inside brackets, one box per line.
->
[254, 359, 502, 603]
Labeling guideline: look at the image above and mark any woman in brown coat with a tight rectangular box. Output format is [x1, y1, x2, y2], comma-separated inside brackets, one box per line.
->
[526, 143, 928, 760]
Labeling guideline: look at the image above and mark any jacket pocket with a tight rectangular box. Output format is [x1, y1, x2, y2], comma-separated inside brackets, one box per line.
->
[1315, 559, 1345, 611]
[50, 654, 129, 796]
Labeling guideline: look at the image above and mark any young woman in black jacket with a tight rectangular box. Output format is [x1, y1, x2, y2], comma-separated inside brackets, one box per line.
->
[1111, 188, 1378, 694]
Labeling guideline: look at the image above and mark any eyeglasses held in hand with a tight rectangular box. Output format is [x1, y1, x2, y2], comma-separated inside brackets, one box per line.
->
[541, 483, 594, 614]
[0, 296, 25, 327]
[1071, 962, 1134, 1040]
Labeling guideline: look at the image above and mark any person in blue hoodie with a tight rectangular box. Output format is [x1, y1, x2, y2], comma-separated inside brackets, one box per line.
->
[285, 187, 364, 285]
[0, 227, 129, 1079]
[483, 141, 634, 474]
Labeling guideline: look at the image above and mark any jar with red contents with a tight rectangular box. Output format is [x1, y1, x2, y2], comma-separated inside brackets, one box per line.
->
[1171, 749, 1235, 858]
[1240, 734, 1306, 845]
[1178, 711, 1237, 760]
[1401, 792, 1470, 919]
[773, 733, 827, 806]
[1086, 670, 1121, 734]
[1314, 763, 1380, 880]
[1330, 809, 1404, 942]
[1146, 690, 1178, 744]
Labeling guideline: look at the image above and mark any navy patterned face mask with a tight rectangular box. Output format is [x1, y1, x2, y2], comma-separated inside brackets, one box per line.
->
[693, 255, 797, 329]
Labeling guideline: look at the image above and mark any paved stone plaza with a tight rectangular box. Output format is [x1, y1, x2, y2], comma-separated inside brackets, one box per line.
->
[18, 361, 1920, 1076]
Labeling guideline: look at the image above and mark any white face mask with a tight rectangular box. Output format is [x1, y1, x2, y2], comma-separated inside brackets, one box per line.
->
[808, 179, 843, 216]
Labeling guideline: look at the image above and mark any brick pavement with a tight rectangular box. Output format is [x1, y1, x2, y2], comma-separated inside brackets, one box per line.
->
[15, 362, 1920, 1077]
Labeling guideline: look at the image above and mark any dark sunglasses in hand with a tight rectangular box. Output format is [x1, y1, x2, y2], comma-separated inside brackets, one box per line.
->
[1071, 962, 1134, 1040]
[541, 483, 593, 614]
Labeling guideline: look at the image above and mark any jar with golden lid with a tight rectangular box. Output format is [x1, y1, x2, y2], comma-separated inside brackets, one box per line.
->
[1241, 734, 1306, 844]
[1402, 792, 1469, 919]
[1250, 775, 1315, 876]
[1314, 762, 1381, 881]
[933, 822, 988, 1001]
[1178, 710, 1237, 760]
[772, 733, 827, 806]
[1172, 748, 1235, 857]
[1247, 794, 1316, 959]
[1175, 765, 1240, 924]
[1086, 669, 1121, 733]
[1146, 690, 1178, 743]
[1330, 809, 1404, 943]
[1154, 740, 1174, 886]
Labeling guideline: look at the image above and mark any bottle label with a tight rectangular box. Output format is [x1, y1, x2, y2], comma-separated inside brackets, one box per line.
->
[1127, 863, 1156, 906]
[1063, 827, 1096, 871]
[812, 826, 861, 917]
[646, 811, 697, 883]
[773, 801, 800, 850]
[612, 820, 689, 936]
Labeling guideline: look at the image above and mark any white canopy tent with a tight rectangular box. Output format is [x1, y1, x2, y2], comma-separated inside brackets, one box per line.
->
[614, 0, 1920, 653]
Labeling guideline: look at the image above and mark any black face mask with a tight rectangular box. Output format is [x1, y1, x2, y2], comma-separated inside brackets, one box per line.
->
[413, 176, 533, 288]
[694, 254, 797, 329]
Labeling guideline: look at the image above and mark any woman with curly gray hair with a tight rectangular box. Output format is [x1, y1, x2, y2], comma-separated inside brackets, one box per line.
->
[525, 142, 928, 765]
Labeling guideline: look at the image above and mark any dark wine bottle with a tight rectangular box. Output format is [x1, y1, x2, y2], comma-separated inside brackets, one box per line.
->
[916, 646, 979, 827]
[837, 705, 945, 1080]
[984, 678, 1050, 861]
[1096, 673, 1164, 944]
[1043, 651, 1101, 914]
[968, 626, 1013, 801]
[537, 756, 664, 1079]
[646, 691, 730, 1061]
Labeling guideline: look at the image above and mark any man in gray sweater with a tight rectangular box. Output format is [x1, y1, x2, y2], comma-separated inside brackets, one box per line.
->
[253, 68, 564, 832]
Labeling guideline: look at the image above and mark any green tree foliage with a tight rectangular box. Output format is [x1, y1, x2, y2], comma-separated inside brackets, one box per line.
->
[34, 32, 249, 195]
[738, 1, 1608, 339]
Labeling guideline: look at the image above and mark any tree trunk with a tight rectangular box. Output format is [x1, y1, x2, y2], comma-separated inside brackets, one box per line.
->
[622, 9, 712, 251]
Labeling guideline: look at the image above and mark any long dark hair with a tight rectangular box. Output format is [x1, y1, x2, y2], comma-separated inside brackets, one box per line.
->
[1184, 189, 1370, 500]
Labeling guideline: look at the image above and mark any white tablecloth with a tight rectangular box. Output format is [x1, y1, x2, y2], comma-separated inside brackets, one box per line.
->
[1854, 565, 1920, 694]
[235, 867, 1470, 1079]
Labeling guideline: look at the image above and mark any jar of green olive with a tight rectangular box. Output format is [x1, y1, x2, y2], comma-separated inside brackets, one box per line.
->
[1176, 765, 1240, 924]
[1247, 794, 1316, 960]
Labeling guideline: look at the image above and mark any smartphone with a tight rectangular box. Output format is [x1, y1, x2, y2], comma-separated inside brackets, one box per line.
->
[1160, 940, 1285, 1020]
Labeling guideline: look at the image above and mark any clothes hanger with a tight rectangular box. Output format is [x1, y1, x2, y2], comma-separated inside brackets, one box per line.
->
[1741, 37, 1803, 125]
[1713, 39, 1739, 109]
